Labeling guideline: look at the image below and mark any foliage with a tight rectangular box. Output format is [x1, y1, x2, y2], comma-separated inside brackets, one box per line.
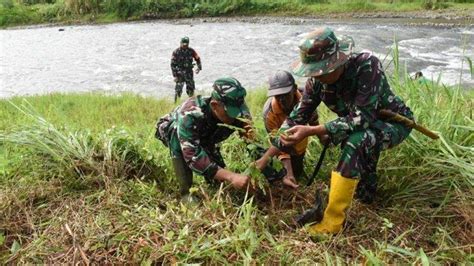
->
[0, 0, 14, 8]
[1, 0, 472, 27]
[0, 44, 473, 264]
[0, 3, 39, 26]
[1, 101, 166, 183]
[421, 0, 450, 10]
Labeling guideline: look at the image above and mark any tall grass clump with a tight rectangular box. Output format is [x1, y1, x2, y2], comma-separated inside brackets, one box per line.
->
[1, 101, 166, 185]
[382, 43, 473, 189]
[421, 0, 450, 10]
[63, 0, 101, 15]
[0, 0, 38, 26]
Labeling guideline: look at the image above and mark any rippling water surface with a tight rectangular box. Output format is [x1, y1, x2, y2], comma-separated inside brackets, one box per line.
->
[1, 20, 473, 98]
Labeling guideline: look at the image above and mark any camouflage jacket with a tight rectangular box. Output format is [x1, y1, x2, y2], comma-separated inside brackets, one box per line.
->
[275, 52, 413, 149]
[158, 96, 250, 179]
[170, 47, 202, 77]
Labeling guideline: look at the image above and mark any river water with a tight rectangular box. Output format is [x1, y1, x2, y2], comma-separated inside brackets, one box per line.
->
[1, 19, 473, 98]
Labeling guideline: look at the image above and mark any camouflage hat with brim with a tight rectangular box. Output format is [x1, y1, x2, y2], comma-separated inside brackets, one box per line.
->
[291, 27, 354, 77]
[211, 77, 250, 118]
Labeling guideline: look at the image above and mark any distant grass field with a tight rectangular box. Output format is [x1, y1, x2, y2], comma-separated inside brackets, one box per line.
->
[1, 58, 473, 263]
[1, 0, 473, 28]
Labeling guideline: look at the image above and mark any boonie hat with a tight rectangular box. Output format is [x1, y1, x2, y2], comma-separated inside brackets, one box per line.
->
[291, 27, 354, 77]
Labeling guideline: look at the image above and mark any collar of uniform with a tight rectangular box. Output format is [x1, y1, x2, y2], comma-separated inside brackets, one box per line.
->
[270, 90, 302, 115]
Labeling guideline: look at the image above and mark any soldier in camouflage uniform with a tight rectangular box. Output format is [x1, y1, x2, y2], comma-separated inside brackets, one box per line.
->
[171, 37, 202, 102]
[156, 77, 253, 201]
[258, 27, 413, 235]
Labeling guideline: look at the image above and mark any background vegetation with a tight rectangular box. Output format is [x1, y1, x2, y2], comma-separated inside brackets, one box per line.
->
[0, 49, 473, 263]
[1, 0, 473, 27]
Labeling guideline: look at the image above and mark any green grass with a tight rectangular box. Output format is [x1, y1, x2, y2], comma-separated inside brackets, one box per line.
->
[1, 0, 473, 28]
[1, 57, 473, 263]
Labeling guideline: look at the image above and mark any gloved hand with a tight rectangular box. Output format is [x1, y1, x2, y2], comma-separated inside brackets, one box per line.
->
[195, 68, 201, 74]
[174, 77, 178, 82]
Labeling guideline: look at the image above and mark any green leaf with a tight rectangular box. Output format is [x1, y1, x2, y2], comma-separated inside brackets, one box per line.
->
[0, 232, 5, 245]
[10, 240, 20, 254]
[247, 144, 257, 151]
[419, 248, 430, 266]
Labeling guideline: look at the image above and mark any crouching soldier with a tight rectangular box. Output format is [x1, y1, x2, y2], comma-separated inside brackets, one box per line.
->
[156, 77, 253, 201]
[259, 27, 413, 235]
[263, 70, 318, 189]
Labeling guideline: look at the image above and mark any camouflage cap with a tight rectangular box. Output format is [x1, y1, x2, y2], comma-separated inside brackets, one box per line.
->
[291, 27, 354, 77]
[211, 77, 250, 118]
[181, 36, 189, 44]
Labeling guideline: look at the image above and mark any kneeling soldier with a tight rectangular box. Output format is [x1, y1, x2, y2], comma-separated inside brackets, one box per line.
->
[259, 27, 414, 235]
[156, 77, 253, 201]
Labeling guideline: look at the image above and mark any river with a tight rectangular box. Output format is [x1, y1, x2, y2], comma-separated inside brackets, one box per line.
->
[1, 19, 473, 98]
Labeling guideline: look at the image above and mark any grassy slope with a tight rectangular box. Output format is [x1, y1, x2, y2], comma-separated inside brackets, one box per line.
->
[0, 70, 473, 263]
[1, 0, 473, 28]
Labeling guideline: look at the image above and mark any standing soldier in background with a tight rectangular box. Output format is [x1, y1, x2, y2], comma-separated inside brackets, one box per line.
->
[171, 37, 202, 102]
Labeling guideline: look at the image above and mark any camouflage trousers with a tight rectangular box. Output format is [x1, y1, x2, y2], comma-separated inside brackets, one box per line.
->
[336, 121, 412, 180]
[175, 70, 195, 101]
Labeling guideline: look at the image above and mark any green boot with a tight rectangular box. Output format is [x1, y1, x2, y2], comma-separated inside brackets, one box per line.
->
[172, 157, 193, 196]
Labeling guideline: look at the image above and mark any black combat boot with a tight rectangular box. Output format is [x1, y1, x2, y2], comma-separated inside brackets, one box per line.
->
[356, 173, 377, 204]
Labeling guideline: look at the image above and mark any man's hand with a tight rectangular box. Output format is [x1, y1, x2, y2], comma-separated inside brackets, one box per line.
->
[280, 125, 328, 146]
[215, 168, 250, 190]
[174, 77, 178, 82]
[243, 124, 256, 141]
[228, 173, 250, 189]
[283, 175, 299, 189]
[195, 68, 201, 74]
[280, 125, 312, 146]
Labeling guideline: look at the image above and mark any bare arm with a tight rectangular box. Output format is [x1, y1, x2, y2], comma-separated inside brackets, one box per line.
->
[214, 168, 250, 190]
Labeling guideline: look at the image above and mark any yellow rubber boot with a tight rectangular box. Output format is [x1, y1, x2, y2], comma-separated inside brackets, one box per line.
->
[308, 171, 359, 235]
